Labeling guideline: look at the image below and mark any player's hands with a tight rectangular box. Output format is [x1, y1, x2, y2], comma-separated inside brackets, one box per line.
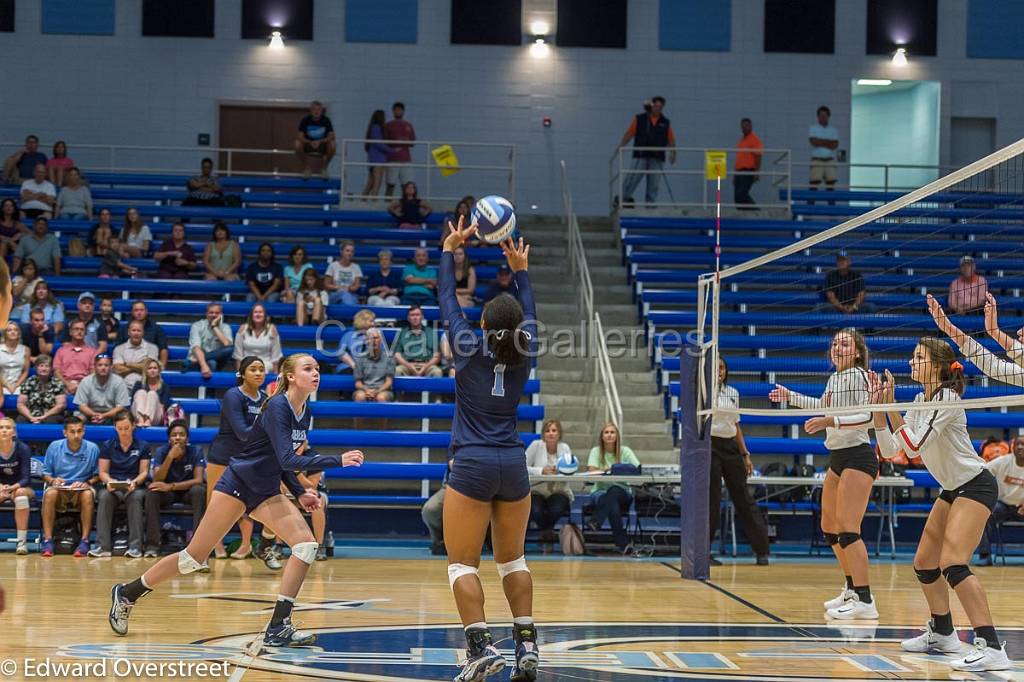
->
[299, 491, 321, 512]
[926, 294, 960, 338]
[341, 450, 364, 467]
[867, 370, 884, 405]
[443, 215, 478, 252]
[984, 293, 1000, 337]
[881, 369, 895, 403]
[768, 384, 790, 403]
[295, 441, 309, 456]
[500, 237, 529, 272]
[804, 416, 833, 434]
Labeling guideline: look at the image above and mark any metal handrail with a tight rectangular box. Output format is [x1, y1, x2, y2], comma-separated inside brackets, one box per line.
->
[593, 312, 624, 430]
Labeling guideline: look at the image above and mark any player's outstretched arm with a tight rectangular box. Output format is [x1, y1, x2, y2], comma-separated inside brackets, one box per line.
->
[501, 237, 536, 353]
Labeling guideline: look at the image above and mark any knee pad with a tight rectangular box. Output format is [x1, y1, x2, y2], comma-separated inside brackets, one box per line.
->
[13, 495, 29, 510]
[914, 567, 942, 584]
[838, 532, 861, 549]
[823, 532, 840, 547]
[291, 541, 318, 565]
[496, 556, 530, 580]
[447, 563, 479, 590]
[942, 564, 973, 588]
[177, 550, 203, 575]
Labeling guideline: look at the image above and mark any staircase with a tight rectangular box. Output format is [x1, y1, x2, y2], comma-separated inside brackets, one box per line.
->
[522, 217, 677, 464]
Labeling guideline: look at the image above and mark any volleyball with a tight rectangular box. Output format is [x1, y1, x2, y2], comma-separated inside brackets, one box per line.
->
[472, 195, 517, 244]
[556, 452, 579, 475]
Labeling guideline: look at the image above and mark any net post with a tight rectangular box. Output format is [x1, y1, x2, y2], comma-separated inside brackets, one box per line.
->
[679, 344, 712, 580]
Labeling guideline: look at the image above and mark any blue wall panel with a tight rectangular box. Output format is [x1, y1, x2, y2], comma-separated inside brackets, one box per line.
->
[659, 0, 730, 52]
[967, 0, 1024, 59]
[42, 0, 115, 35]
[346, 0, 417, 44]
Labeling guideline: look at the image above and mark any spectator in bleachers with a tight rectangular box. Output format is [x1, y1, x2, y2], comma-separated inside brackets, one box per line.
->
[394, 305, 442, 378]
[734, 118, 763, 208]
[0, 322, 29, 394]
[441, 197, 474, 248]
[422, 482, 446, 555]
[90, 413, 150, 558]
[295, 100, 336, 179]
[808, 105, 839, 201]
[16, 354, 66, 423]
[183, 157, 225, 207]
[113, 319, 160, 387]
[18, 280, 65, 334]
[99, 235, 138, 278]
[55, 167, 92, 221]
[586, 422, 641, 554]
[366, 249, 402, 306]
[337, 309, 375, 372]
[385, 102, 416, 195]
[188, 302, 234, 378]
[245, 242, 284, 303]
[818, 255, 874, 314]
[115, 301, 169, 366]
[98, 297, 119, 348]
[526, 419, 573, 545]
[202, 221, 241, 281]
[233, 303, 282, 373]
[11, 258, 41, 307]
[88, 208, 115, 256]
[0, 198, 28, 261]
[0, 417, 34, 554]
[19, 164, 57, 219]
[325, 240, 363, 305]
[948, 255, 988, 315]
[388, 181, 431, 228]
[483, 264, 519, 304]
[401, 247, 437, 306]
[452, 246, 477, 308]
[976, 438, 1024, 566]
[3, 135, 46, 185]
[145, 420, 207, 557]
[153, 222, 197, 279]
[40, 415, 100, 558]
[294, 471, 329, 561]
[361, 109, 391, 198]
[53, 319, 98, 393]
[61, 292, 106, 353]
[281, 245, 312, 303]
[353, 327, 394, 403]
[617, 96, 676, 207]
[295, 269, 328, 327]
[130, 358, 172, 427]
[46, 141, 74, 187]
[12, 217, 61, 276]
[75, 354, 131, 425]
[21, 307, 54, 360]
[439, 330, 455, 378]
[120, 207, 153, 258]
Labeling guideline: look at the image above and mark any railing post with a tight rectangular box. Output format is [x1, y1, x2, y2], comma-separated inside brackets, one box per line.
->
[884, 166, 889, 194]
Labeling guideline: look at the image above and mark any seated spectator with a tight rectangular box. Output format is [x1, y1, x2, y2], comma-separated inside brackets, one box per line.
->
[325, 240, 363, 305]
[188, 302, 234, 378]
[818, 255, 874, 314]
[440, 196, 474, 248]
[90, 413, 150, 558]
[202, 221, 241, 281]
[120, 207, 153, 258]
[394, 305, 442, 377]
[0, 418, 34, 554]
[294, 100, 336, 179]
[366, 249, 403, 306]
[145, 420, 207, 558]
[421, 482, 446, 555]
[55, 167, 92, 221]
[3, 135, 46, 185]
[233, 303, 282, 373]
[439, 330, 455, 378]
[183, 157, 225, 207]
[60, 291, 107, 353]
[245, 242, 284, 303]
[113, 319, 160, 387]
[12, 217, 61, 275]
[527, 419, 574, 544]
[11, 258, 41, 307]
[293, 471, 329, 561]
[40, 416, 100, 557]
[281, 245, 313, 303]
[153, 222, 197, 279]
[16, 354, 66, 424]
[361, 109, 391, 198]
[337, 309, 376, 372]
[483, 264, 519, 304]
[980, 436, 1011, 462]
[0, 322, 29, 395]
[401, 247, 437, 306]
[130, 359, 172, 427]
[88, 207, 115, 256]
[75, 354, 131, 425]
[19, 164, 56, 219]
[18, 280, 65, 335]
[586, 422, 641, 554]
[21, 307, 55, 360]
[115, 301, 169, 367]
[976, 438, 1024, 566]
[388, 181, 431, 228]
[452, 246, 477, 308]
[295, 269, 328, 327]
[0, 198, 29, 261]
[949, 255, 988, 315]
[354, 328, 394, 402]
[99, 235, 137, 278]
[46, 140, 74, 187]
[53, 319, 99, 393]
[98, 297, 120, 348]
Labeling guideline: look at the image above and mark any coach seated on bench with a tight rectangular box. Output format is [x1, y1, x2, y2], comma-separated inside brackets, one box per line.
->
[976, 437, 1024, 566]
[145, 420, 206, 558]
[40, 415, 100, 557]
[90, 413, 150, 558]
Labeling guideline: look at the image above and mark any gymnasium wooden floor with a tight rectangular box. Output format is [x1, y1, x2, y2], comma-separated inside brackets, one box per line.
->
[3, 555, 1023, 680]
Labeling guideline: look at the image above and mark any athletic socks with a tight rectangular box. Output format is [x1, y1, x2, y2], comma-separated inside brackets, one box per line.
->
[121, 576, 152, 603]
[271, 595, 295, 627]
[845, 575, 854, 590]
[975, 625, 1001, 649]
[853, 586, 872, 604]
[465, 623, 493, 656]
[16, 530, 26, 543]
[932, 612, 955, 636]
[513, 617, 534, 627]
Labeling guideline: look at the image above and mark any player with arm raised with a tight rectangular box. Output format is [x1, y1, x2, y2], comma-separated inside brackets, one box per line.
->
[928, 293, 1024, 388]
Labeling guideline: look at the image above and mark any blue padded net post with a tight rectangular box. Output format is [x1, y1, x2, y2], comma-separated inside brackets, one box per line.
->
[679, 345, 712, 580]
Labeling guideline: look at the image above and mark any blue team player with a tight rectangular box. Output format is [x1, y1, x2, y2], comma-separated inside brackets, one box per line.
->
[108, 353, 364, 646]
[440, 216, 540, 682]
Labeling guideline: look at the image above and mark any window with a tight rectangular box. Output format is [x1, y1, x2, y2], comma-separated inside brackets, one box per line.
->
[557, 0, 627, 48]
[450, 0, 522, 46]
[764, 0, 835, 54]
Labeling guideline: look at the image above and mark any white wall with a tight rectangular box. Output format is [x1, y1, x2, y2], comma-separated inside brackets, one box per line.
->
[3, 0, 1023, 215]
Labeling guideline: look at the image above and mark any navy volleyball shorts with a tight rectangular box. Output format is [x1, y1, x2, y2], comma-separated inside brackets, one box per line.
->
[447, 446, 531, 503]
[214, 465, 275, 514]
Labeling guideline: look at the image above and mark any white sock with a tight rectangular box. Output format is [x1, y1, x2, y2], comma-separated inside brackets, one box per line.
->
[513, 616, 534, 626]
[465, 621, 488, 632]
[261, 529, 276, 540]
[140, 575, 151, 589]
[16, 530, 26, 543]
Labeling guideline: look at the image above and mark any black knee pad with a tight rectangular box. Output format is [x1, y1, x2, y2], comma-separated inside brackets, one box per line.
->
[823, 532, 840, 547]
[942, 564, 973, 588]
[837, 532, 861, 548]
[914, 567, 942, 584]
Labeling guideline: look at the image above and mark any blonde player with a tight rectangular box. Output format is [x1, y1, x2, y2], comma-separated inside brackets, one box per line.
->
[770, 329, 878, 619]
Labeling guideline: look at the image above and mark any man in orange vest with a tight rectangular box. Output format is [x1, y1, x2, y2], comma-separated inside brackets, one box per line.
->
[734, 118, 763, 208]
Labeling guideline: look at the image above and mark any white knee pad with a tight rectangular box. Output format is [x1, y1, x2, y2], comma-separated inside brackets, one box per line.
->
[177, 550, 203, 575]
[13, 495, 30, 510]
[496, 556, 530, 580]
[447, 563, 479, 590]
[291, 541, 318, 565]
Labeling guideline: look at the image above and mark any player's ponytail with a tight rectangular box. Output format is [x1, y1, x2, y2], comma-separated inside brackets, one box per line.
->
[918, 336, 966, 398]
[483, 293, 529, 366]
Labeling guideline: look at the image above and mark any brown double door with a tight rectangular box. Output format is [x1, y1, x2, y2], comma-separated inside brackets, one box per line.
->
[218, 104, 309, 175]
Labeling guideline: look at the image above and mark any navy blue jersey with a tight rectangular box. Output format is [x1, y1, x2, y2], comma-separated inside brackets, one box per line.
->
[229, 393, 340, 499]
[0, 439, 32, 487]
[439, 252, 536, 452]
[98, 437, 151, 481]
[151, 443, 205, 484]
[207, 386, 267, 465]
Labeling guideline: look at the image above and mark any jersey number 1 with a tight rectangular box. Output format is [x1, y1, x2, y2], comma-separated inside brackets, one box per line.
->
[491, 364, 506, 397]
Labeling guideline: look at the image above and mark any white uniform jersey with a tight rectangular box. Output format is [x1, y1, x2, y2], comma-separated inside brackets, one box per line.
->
[711, 384, 740, 439]
[961, 336, 1024, 388]
[985, 454, 1024, 507]
[789, 367, 872, 450]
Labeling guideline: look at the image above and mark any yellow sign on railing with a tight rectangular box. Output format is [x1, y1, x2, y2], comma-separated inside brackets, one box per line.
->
[705, 150, 727, 180]
[431, 145, 460, 177]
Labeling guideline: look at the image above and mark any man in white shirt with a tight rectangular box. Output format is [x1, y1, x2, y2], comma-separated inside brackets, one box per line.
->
[19, 163, 57, 219]
[808, 106, 839, 203]
[187, 302, 234, 378]
[325, 240, 363, 305]
[112, 320, 160, 386]
[977, 437, 1024, 565]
